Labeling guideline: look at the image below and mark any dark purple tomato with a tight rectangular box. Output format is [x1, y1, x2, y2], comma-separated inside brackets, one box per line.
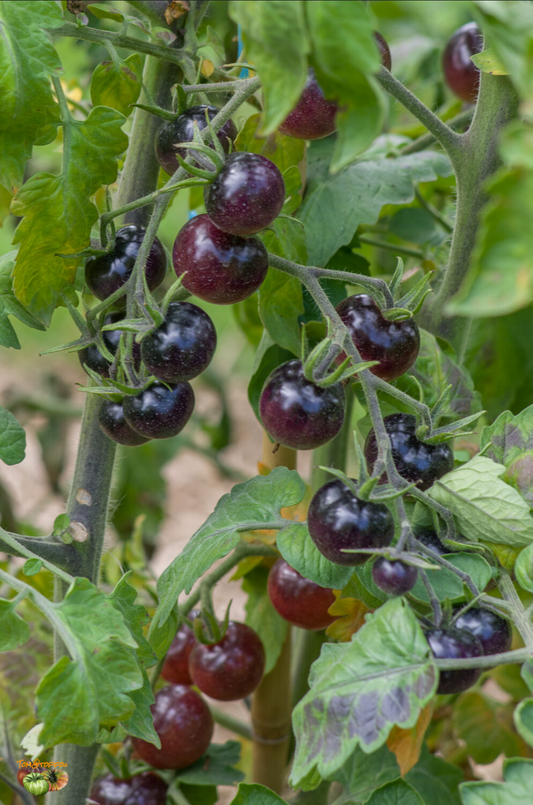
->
[155, 105, 237, 176]
[426, 627, 483, 695]
[307, 478, 395, 566]
[375, 31, 392, 71]
[123, 382, 194, 440]
[141, 302, 217, 383]
[259, 360, 345, 451]
[78, 311, 141, 378]
[161, 613, 199, 686]
[415, 528, 449, 556]
[364, 414, 454, 491]
[278, 68, 338, 141]
[132, 685, 213, 770]
[453, 607, 512, 656]
[205, 152, 285, 237]
[189, 621, 265, 701]
[336, 294, 420, 382]
[85, 225, 167, 302]
[443, 23, 483, 102]
[99, 399, 150, 447]
[267, 559, 336, 630]
[173, 214, 268, 304]
[372, 557, 418, 595]
[89, 772, 168, 805]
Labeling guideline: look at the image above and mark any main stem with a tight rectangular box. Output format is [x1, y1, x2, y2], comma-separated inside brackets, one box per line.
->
[49, 50, 180, 805]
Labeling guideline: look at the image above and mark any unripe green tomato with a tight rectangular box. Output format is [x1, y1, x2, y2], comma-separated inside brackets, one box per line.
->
[515, 543, 533, 592]
[23, 773, 49, 796]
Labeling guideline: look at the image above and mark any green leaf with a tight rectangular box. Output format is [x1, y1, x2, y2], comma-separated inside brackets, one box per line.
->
[88, 2, 125, 22]
[389, 208, 444, 246]
[515, 543, 533, 593]
[514, 698, 533, 748]
[23, 558, 43, 576]
[150, 467, 306, 636]
[452, 690, 525, 765]
[397, 330, 482, 423]
[90, 54, 143, 117]
[290, 598, 437, 788]
[235, 113, 305, 174]
[306, 1, 384, 172]
[229, 0, 309, 134]
[242, 566, 288, 674]
[460, 757, 533, 805]
[328, 745, 400, 804]
[481, 406, 533, 507]
[0, 598, 30, 651]
[409, 553, 492, 604]
[0, 405, 26, 466]
[277, 523, 353, 590]
[405, 745, 463, 805]
[123, 668, 160, 747]
[230, 783, 288, 805]
[107, 573, 156, 668]
[177, 741, 245, 786]
[0, 1, 63, 193]
[0, 250, 46, 349]
[12, 106, 128, 324]
[180, 784, 218, 805]
[258, 268, 304, 356]
[248, 332, 293, 421]
[300, 137, 451, 266]
[429, 455, 533, 548]
[36, 578, 143, 747]
[470, 49, 509, 76]
[447, 165, 533, 318]
[365, 781, 424, 805]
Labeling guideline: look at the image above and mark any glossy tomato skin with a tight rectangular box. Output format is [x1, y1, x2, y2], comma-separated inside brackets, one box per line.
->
[123, 382, 194, 440]
[307, 479, 395, 566]
[267, 559, 336, 630]
[205, 152, 285, 237]
[173, 214, 268, 304]
[89, 772, 168, 805]
[364, 413, 454, 491]
[375, 31, 392, 71]
[99, 400, 150, 447]
[426, 627, 483, 694]
[155, 105, 237, 176]
[141, 302, 217, 383]
[372, 557, 418, 595]
[132, 685, 213, 770]
[85, 226, 167, 302]
[443, 23, 483, 102]
[189, 621, 265, 701]
[78, 312, 141, 378]
[453, 607, 512, 656]
[259, 360, 345, 451]
[278, 68, 338, 140]
[336, 294, 420, 381]
[161, 614, 199, 686]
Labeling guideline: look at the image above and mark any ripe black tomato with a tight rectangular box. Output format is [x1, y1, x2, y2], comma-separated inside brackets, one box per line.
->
[259, 360, 346, 451]
[425, 627, 483, 695]
[372, 557, 418, 596]
[189, 621, 265, 701]
[155, 105, 237, 176]
[415, 528, 449, 556]
[267, 559, 336, 630]
[364, 413, 454, 491]
[132, 685, 213, 770]
[307, 478, 395, 566]
[205, 152, 285, 237]
[278, 68, 338, 141]
[123, 382, 194, 440]
[335, 294, 420, 381]
[99, 399, 150, 447]
[453, 606, 512, 656]
[85, 225, 167, 302]
[161, 612, 199, 686]
[173, 214, 268, 304]
[443, 23, 483, 102]
[89, 772, 168, 805]
[375, 31, 392, 71]
[78, 311, 141, 378]
[141, 302, 217, 383]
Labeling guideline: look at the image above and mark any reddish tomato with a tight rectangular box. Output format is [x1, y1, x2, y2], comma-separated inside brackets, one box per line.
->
[267, 559, 336, 630]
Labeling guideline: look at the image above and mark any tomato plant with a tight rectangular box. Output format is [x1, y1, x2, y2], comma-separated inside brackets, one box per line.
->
[1, 2, 533, 805]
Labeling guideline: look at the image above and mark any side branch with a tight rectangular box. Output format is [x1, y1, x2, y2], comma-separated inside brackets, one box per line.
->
[376, 68, 462, 160]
